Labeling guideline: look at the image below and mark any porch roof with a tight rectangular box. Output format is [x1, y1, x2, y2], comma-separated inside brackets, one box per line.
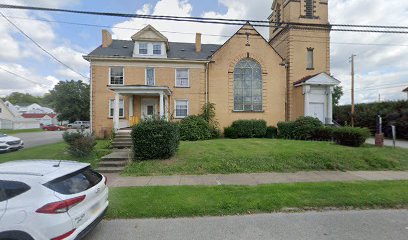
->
[293, 72, 340, 87]
[108, 85, 172, 95]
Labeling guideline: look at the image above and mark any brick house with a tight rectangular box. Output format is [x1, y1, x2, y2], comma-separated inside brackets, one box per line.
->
[85, 0, 339, 138]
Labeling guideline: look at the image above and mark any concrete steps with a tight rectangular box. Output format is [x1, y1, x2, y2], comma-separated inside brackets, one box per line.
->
[97, 149, 131, 174]
[112, 130, 132, 149]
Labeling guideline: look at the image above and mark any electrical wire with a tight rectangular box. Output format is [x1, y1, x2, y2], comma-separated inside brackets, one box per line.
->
[0, 66, 47, 87]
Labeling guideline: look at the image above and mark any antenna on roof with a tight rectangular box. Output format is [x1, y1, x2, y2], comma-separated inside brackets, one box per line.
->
[53, 159, 63, 168]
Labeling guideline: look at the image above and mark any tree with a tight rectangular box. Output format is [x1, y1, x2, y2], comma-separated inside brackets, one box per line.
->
[333, 85, 343, 106]
[5, 92, 43, 105]
[48, 80, 90, 122]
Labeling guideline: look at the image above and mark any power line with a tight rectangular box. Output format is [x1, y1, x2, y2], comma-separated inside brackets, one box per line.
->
[0, 66, 47, 87]
[1, 4, 408, 34]
[0, 11, 88, 80]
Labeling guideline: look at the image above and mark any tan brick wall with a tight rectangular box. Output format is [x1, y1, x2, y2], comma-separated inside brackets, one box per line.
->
[209, 25, 286, 130]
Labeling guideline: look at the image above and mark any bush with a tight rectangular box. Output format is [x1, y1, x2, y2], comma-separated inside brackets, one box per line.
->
[226, 120, 267, 138]
[265, 126, 278, 139]
[332, 127, 371, 147]
[63, 130, 96, 157]
[132, 119, 180, 160]
[312, 126, 334, 141]
[224, 127, 238, 139]
[277, 121, 297, 139]
[179, 116, 212, 141]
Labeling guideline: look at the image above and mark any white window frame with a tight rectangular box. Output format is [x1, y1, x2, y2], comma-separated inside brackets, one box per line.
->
[145, 67, 155, 86]
[175, 68, 190, 88]
[109, 66, 124, 85]
[307, 48, 314, 69]
[109, 99, 125, 118]
[153, 44, 162, 55]
[139, 42, 148, 55]
[174, 99, 189, 119]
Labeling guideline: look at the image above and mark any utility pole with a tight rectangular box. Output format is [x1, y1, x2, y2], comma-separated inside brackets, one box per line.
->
[350, 54, 356, 127]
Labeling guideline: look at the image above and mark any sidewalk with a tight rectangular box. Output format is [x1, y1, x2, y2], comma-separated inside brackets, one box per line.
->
[366, 138, 408, 149]
[106, 171, 408, 187]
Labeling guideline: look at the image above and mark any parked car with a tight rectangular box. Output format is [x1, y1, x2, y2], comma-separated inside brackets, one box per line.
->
[42, 124, 67, 131]
[67, 121, 90, 129]
[0, 160, 109, 240]
[0, 134, 24, 153]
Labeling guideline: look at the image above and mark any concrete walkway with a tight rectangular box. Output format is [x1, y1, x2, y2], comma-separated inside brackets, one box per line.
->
[106, 170, 408, 187]
[366, 138, 408, 149]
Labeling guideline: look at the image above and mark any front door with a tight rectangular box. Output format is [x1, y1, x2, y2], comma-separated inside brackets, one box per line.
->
[141, 98, 158, 119]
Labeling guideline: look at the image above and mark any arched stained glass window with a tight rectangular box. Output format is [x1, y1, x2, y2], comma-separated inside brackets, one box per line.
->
[233, 58, 262, 111]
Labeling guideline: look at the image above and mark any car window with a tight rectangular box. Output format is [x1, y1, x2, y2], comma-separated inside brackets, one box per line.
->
[44, 167, 102, 195]
[0, 134, 7, 138]
[0, 180, 31, 202]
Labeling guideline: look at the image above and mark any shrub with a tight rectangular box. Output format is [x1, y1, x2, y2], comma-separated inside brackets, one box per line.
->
[332, 127, 371, 147]
[227, 120, 267, 138]
[179, 116, 212, 141]
[224, 127, 238, 139]
[312, 126, 334, 141]
[265, 126, 278, 139]
[277, 121, 297, 139]
[132, 119, 180, 160]
[63, 130, 96, 157]
[293, 116, 323, 140]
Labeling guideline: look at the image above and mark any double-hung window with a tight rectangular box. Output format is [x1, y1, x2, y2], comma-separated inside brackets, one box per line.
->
[110, 67, 124, 85]
[153, 44, 161, 55]
[176, 69, 189, 87]
[139, 43, 148, 55]
[146, 67, 155, 86]
[175, 100, 188, 118]
[109, 99, 124, 118]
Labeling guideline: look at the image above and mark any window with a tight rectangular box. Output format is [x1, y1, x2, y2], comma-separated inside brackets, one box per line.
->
[110, 67, 124, 85]
[0, 180, 31, 202]
[176, 69, 189, 87]
[307, 48, 314, 69]
[146, 67, 155, 86]
[44, 167, 102, 195]
[109, 99, 124, 118]
[153, 44, 161, 55]
[305, 0, 314, 18]
[139, 43, 148, 54]
[175, 100, 188, 118]
[234, 58, 263, 111]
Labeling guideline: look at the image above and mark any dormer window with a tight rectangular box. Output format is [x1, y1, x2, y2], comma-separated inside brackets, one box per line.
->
[139, 43, 148, 54]
[153, 44, 161, 55]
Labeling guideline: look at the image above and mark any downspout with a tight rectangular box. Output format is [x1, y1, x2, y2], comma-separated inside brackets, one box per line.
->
[205, 62, 209, 104]
[89, 60, 93, 133]
[280, 61, 289, 122]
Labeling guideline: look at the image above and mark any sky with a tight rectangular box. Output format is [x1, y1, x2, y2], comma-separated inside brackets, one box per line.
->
[0, 0, 407, 105]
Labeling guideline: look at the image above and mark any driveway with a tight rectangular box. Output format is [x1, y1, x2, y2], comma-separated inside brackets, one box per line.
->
[13, 131, 64, 148]
[366, 138, 408, 149]
[85, 210, 408, 240]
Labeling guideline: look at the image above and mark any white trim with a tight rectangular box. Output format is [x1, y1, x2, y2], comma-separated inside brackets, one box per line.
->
[145, 67, 156, 86]
[89, 60, 207, 68]
[90, 60, 93, 132]
[175, 68, 190, 88]
[109, 99, 125, 118]
[174, 99, 189, 119]
[138, 42, 148, 55]
[108, 66, 125, 86]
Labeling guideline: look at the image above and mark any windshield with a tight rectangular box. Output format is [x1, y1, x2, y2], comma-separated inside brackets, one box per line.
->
[0, 134, 7, 138]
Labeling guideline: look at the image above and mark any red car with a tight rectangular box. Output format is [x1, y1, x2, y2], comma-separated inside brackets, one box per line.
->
[42, 125, 67, 131]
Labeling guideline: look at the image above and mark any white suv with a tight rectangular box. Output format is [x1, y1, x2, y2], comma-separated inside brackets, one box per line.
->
[0, 160, 109, 240]
[0, 134, 24, 153]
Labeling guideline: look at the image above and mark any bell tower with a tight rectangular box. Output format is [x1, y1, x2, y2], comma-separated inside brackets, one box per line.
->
[269, 0, 331, 121]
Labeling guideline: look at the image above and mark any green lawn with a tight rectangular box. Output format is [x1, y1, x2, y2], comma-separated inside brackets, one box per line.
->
[107, 180, 408, 219]
[0, 128, 43, 134]
[0, 140, 111, 167]
[123, 139, 408, 176]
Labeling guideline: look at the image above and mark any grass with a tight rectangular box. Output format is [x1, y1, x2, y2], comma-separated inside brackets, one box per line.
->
[123, 139, 408, 176]
[0, 128, 43, 134]
[0, 140, 112, 168]
[107, 180, 408, 219]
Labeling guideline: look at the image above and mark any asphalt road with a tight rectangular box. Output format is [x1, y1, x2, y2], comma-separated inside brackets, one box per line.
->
[85, 210, 408, 240]
[13, 131, 64, 148]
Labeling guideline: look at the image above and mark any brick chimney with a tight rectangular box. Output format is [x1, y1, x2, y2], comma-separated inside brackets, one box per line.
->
[195, 33, 202, 53]
[102, 29, 112, 48]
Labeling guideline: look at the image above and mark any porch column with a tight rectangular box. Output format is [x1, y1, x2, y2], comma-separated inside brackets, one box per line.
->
[165, 95, 169, 120]
[159, 93, 164, 118]
[327, 86, 334, 124]
[303, 85, 311, 117]
[129, 95, 134, 117]
[114, 92, 120, 131]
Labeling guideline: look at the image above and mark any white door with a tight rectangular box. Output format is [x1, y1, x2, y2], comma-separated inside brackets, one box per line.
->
[310, 102, 325, 122]
[141, 98, 158, 119]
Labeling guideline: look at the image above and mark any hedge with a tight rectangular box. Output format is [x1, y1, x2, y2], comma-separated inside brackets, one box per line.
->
[63, 130, 96, 157]
[334, 100, 408, 139]
[332, 127, 371, 147]
[265, 126, 278, 139]
[179, 116, 212, 141]
[226, 120, 267, 138]
[132, 119, 180, 160]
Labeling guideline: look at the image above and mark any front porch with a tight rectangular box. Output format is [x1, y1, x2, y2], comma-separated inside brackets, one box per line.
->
[109, 85, 172, 131]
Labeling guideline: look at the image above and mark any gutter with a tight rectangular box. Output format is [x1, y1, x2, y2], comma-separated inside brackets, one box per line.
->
[83, 56, 211, 64]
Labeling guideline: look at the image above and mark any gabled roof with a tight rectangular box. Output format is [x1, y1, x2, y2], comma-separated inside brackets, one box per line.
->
[293, 72, 340, 86]
[403, 87, 408, 92]
[21, 113, 57, 119]
[131, 25, 168, 43]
